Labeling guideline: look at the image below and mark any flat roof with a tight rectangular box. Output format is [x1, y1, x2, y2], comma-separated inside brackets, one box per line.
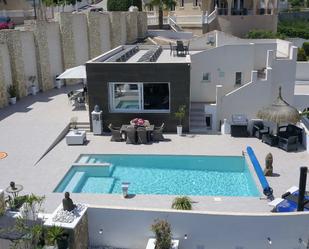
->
[90, 45, 198, 64]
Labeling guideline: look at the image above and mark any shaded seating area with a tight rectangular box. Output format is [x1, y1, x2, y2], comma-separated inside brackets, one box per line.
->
[256, 86, 302, 152]
[252, 120, 270, 139]
[67, 88, 87, 107]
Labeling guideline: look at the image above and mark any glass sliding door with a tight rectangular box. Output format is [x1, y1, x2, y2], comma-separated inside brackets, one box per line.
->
[143, 83, 169, 110]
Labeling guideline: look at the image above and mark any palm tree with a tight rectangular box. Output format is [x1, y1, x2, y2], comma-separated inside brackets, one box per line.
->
[148, 0, 176, 29]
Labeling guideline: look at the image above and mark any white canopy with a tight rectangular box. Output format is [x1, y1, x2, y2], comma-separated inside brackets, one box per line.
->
[57, 65, 86, 79]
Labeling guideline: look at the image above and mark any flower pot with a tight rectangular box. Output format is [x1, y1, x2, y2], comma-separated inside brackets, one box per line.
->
[31, 86, 37, 96]
[9, 97, 16, 105]
[177, 125, 182, 136]
[57, 238, 68, 249]
[73, 128, 79, 134]
[56, 79, 62, 89]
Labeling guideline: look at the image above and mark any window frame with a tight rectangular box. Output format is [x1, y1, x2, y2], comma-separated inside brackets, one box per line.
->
[202, 72, 211, 82]
[235, 72, 242, 85]
[109, 82, 171, 113]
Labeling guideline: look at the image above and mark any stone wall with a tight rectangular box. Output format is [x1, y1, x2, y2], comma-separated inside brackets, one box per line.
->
[0, 30, 28, 98]
[0, 11, 148, 108]
[0, 44, 10, 108]
[87, 12, 111, 59]
[137, 12, 148, 39]
[0, 189, 5, 216]
[109, 12, 127, 48]
[126, 12, 138, 44]
[69, 211, 89, 249]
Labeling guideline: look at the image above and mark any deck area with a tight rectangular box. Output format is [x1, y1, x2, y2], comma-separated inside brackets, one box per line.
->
[0, 85, 309, 214]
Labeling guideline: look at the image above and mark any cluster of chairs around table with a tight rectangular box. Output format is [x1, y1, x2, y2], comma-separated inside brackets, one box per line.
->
[67, 87, 87, 107]
[169, 40, 190, 57]
[252, 121, 302, 152]
[108, 123, 165, 144]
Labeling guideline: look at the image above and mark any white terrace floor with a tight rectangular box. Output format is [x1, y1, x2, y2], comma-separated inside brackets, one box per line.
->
[1, 85, 309, 214]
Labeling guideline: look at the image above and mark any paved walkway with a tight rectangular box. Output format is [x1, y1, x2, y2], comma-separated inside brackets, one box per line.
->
[0, 87, 309, 214]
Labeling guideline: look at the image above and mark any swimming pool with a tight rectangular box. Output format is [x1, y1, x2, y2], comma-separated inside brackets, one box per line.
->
[54, 154, 260, 197]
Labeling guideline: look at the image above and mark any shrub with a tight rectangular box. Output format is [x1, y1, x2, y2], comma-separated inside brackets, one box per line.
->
[107, 0, 142, 11]
[151, 219, 172, 249]
[278, 20, 309, 39]
[297, 48, 307, 61]
[302, 42, 309, 57]
[171, 196, 192, 210]
[7, 84, 17, 98]
[246, 29, 285, 39]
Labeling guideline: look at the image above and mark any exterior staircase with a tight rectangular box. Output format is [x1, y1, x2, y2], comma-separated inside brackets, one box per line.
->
[75, 122, 91, 132]
[190, 102, 207, 133]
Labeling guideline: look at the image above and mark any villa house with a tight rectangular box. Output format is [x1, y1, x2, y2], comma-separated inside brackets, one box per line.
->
[86, 31, 298, 133]
[146, 0, 278, 36]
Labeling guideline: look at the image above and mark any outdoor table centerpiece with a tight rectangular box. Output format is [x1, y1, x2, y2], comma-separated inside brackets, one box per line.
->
[130, 118, 149, 127]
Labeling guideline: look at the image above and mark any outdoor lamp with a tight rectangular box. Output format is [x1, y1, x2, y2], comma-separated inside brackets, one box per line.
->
[99, 229, 103, 235]
[267, 237, 272, 245]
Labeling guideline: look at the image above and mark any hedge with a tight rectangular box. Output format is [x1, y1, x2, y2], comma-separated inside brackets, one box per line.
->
[107, 0, 142, 11]
[246, 29, 285, 39]
[278, 20, 309, 39]
[302, 42, 309, 57]
[297, 48, 307, 61]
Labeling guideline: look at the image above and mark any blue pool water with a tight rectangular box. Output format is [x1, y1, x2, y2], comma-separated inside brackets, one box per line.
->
[54, 154, 260, 197]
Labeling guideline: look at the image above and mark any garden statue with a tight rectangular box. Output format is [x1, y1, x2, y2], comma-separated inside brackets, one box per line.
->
[264, 153, 273, 176]
[62, 192, 76, 212]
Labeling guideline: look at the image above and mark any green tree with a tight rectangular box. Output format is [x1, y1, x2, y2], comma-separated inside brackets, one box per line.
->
[147, 0, 176, 29]
[297, 48, 307, 61]
[302, 42, 309, 57]
[107, 0, 142, 11]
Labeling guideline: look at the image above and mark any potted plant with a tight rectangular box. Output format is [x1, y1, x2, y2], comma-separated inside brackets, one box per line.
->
[174, 105, 186, 136]
[47, 225, 69, 249]
[151, 219, 172, 249]
[70, 116, 78, 134]
[29, 76, 37, 95]
[171, 196, 192, 210]
[7, 85, 17, 105]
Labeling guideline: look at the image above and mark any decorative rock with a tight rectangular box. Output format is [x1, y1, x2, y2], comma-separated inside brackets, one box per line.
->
[264, 153, 273, 176]
[52, 203, 86, 223]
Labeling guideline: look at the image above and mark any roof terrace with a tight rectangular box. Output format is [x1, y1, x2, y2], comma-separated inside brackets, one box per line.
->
[90, 45, 199, 64]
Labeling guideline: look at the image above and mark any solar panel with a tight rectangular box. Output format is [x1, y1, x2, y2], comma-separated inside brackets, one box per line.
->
[106, 46, 139, 62]
[138, 46, 162, 62]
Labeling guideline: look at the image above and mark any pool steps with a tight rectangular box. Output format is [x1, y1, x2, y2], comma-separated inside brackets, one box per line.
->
[63, 172, 86, 193]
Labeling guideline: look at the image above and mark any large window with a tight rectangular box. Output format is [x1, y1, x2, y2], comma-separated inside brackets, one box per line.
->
[109, 82, 170, 113]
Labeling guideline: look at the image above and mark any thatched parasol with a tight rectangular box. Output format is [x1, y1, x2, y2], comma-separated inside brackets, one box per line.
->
[257, 86, 300, 125]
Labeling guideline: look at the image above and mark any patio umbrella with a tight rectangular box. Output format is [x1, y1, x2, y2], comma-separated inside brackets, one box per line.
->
[56, 65, 86, 79]
[257, 86, 300, 125]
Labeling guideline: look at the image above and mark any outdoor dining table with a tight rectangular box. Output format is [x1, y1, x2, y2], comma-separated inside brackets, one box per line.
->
[120, 124, 154, 142]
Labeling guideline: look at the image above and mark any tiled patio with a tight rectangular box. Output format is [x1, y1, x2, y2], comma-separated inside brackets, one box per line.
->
[0, 86, 309, 214]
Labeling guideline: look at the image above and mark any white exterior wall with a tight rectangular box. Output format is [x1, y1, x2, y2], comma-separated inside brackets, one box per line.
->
[46, 22, 63, 81]
[72, 13, 89, 66]
[296, 62, 309, 81]
[271, 47, 297, 105]
[220, 73, 271, 122]
[20, 31, 38, 93]
[190, 44, 255, 103]
[88, 207, 309, 249]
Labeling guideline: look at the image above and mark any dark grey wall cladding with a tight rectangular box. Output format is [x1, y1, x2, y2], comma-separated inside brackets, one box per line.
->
[86, 62, 191, 132]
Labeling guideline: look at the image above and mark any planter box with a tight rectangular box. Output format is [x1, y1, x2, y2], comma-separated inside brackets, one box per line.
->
[146, 238, 179, 249]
